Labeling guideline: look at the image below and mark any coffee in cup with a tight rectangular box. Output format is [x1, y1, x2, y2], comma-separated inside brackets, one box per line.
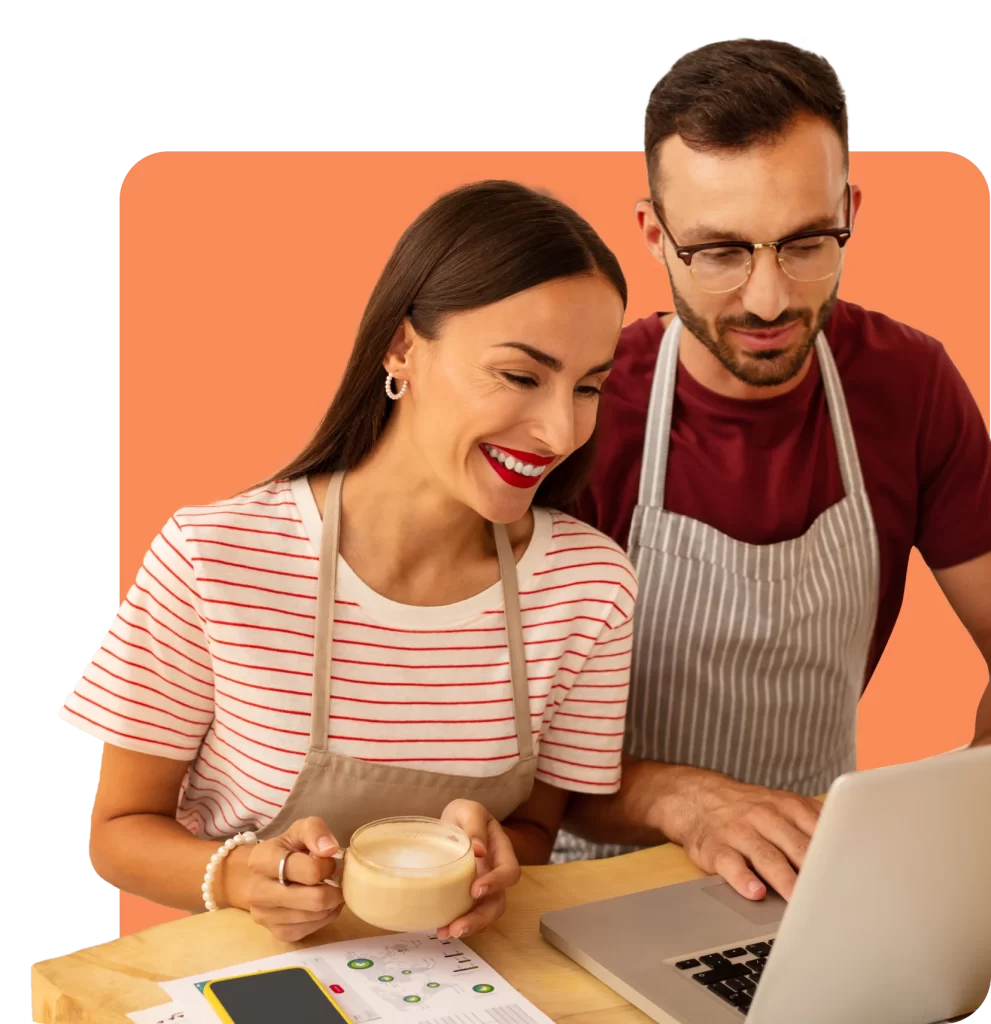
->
[339, 816, 476, 932]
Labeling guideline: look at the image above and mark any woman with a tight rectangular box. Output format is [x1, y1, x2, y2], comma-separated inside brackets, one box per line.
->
[62, 180, 637, 945]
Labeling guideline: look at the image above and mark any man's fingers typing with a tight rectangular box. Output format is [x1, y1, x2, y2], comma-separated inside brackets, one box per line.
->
[750, 805, 814, 869]
[711, 846, 768, 901]
[784, 795, 823, 838]
[734, 832, 799, 900]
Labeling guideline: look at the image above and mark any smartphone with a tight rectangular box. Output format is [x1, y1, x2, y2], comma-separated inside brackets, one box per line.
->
[202, 965, 353, 1024]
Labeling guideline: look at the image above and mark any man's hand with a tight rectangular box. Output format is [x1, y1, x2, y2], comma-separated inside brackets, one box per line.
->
[665, 771, 823, 901]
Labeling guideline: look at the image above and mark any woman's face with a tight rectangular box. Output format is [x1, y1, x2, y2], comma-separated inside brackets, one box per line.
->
[386, 273, 625, 523]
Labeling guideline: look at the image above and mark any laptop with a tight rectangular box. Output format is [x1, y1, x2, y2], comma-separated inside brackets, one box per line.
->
[540, 745, 991, 1023]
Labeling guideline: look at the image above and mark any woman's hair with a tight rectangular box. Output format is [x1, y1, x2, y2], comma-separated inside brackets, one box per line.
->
[267, 179, 627, 508]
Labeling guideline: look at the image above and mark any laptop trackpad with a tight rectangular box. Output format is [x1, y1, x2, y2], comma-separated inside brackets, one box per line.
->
[701, 881, 787, 926]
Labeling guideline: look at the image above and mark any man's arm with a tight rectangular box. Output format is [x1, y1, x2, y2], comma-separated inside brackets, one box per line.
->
[565, 756, 822, 902]
[910, 333, 991, 745]
[932, 550, 991, 746]
[567, 549, 991, 903]
[563, 756, 680, 848]
[972, 684, 991, 746]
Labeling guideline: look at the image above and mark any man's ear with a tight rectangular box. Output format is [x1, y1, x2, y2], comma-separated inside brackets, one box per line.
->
[849, 183, 863, 230]
[635, 198, 666, 269]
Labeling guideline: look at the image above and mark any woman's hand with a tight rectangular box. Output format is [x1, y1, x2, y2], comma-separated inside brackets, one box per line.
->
[436, 799, 521, 940]
[235, 816, 345, 943]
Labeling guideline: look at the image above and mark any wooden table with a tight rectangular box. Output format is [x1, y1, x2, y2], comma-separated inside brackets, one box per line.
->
[32, 843, 707, 1023]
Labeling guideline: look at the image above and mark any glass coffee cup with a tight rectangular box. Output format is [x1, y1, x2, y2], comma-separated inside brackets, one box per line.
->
[332, 816, 476, 932]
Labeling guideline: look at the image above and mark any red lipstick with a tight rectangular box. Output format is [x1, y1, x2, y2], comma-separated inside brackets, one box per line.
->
[487, 444, 555, 466]
[479, 444, 554, 490]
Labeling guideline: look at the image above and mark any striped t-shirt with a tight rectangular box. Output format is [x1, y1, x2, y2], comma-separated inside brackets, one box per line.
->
[61, 477, 637, 840]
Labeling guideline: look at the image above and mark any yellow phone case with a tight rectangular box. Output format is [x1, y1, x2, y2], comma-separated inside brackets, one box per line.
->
[202, 964, 353, 1024]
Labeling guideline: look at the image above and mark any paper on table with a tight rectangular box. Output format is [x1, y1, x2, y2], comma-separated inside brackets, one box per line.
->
[126, 1003, 188, 1023]
[132, 1000, 223, 1024]
[160, 930, 555, 1024]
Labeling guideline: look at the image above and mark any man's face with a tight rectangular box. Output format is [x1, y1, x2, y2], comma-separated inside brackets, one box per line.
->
[641, 114, 857, 388]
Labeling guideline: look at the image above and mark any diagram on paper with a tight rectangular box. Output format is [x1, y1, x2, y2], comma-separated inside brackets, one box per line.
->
[326, 934, 498, 1012]
[159, 930, 553, 1024]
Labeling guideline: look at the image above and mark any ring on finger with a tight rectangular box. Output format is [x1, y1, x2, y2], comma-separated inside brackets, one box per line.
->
[278, 850, 293, 887]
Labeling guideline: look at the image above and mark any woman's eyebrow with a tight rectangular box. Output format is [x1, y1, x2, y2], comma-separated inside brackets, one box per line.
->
[495, 342, 563, 371]
[494, 343, 614, 377]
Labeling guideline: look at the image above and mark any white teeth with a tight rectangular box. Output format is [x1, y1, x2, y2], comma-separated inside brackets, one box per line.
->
[483, 445, 549, 480]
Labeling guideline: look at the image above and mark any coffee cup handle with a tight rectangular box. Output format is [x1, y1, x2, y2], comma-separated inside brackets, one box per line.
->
[323, 846, 347, 887]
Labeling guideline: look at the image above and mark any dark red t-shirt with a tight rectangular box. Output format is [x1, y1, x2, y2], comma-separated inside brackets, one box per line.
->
[572, 299, 991, 683]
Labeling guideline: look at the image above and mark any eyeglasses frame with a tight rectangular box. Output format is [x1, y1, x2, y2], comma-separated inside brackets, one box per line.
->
[650, 183, 853, 292]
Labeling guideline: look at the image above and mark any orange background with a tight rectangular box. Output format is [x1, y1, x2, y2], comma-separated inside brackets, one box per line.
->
[119, 152, 989, 936]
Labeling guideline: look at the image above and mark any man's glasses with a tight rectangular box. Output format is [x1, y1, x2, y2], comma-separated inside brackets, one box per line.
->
[651, 183, 852, 295]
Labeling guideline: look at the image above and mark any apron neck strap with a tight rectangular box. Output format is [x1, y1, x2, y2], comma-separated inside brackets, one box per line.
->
[309, 471, 533, 761]
[813, 332, 868, 498]
[310, 470, 345, 750]
[637, 315, 682, 510]
[492, 521, 534, 760]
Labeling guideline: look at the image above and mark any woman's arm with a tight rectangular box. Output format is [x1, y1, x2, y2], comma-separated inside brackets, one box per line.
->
[90, 743, 252, 911]
[89, 744, 343, 941]
[501, 780, 569, 864]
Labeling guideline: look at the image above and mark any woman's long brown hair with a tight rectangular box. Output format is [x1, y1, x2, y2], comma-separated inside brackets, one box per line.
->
[266, 179, 627, 508]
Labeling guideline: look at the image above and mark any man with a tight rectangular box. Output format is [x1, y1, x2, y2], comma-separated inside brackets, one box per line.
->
[556, 39, 991, 904]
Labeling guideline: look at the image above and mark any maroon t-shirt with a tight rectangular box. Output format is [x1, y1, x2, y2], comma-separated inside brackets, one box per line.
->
[573, 299, 991, 683]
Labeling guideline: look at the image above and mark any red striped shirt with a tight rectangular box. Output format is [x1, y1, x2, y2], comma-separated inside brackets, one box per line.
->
[61, 479, 636, 839]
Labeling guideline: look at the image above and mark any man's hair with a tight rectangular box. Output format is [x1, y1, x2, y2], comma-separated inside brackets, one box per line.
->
[645, 39, 848, 189]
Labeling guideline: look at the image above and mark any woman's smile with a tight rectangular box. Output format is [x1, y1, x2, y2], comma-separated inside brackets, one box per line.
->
[480, 443, 554, 489]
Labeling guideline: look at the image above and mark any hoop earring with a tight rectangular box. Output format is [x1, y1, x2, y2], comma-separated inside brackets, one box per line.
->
[384, 373, 408, 400]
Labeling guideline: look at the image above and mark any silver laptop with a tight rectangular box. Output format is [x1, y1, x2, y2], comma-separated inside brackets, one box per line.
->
[541, 745, 991, 1023]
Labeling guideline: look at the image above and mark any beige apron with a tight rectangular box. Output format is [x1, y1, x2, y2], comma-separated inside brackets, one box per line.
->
[257, 471, 537, 845]
[556, 315, 879, 861]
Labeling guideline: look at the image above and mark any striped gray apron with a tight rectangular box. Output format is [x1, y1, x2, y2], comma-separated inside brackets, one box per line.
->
[555, 316, 879, 861]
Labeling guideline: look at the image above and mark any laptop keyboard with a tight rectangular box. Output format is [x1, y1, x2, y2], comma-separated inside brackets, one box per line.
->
[666, 935, 776, 1015]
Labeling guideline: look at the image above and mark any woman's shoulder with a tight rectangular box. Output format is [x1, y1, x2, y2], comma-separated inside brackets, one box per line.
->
[171, 480, 302, 527]
[159, 480, 309, 565]
[532, 507, 638, 602]
[541, 508, 631, 557]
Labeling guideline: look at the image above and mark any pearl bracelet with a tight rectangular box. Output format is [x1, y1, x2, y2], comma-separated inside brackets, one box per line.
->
[202, 831, 258, 912]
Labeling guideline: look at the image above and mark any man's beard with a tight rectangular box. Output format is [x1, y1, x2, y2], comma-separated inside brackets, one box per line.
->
[669, 276, 840, 388]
